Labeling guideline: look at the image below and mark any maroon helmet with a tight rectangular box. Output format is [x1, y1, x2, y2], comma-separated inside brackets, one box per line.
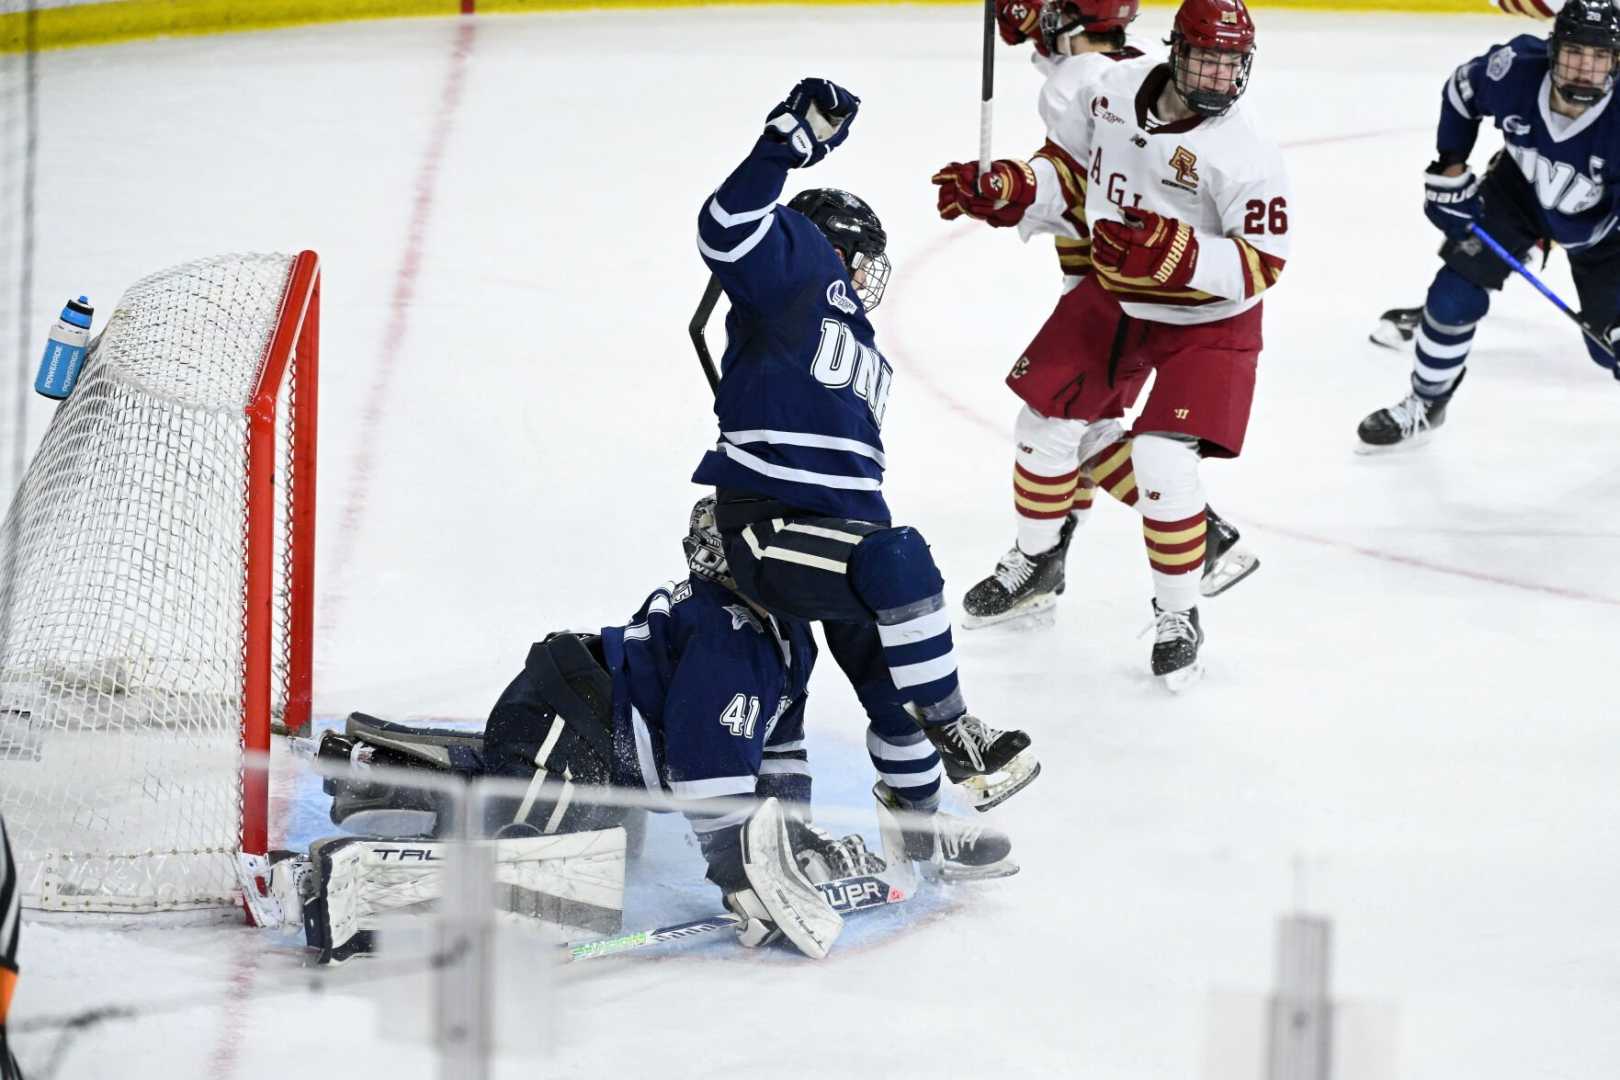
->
[1168, 0, 1257, 116]
[1039, 0, 1141, 54]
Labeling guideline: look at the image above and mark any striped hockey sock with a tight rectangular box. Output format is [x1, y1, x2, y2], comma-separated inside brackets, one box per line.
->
[1143, 508, 1207, 612]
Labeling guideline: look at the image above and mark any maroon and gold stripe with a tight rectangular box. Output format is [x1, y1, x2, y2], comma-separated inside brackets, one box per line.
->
[1014, 462, 1080, 520]
[1095, 272, 1222, 307]
[1234, 238, 1287, 300]
[1497, 0, 1556, 17]
[1143, 510, 1207, 577]
[1056, 235, 1092, 276]
[1034, 139, 1090, 240]
[1071, 474, 1096, 512]
[1084, 439, 1138, 507]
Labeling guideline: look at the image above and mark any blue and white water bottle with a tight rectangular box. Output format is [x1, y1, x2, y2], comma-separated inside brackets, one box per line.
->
[34, 295, 94, 400]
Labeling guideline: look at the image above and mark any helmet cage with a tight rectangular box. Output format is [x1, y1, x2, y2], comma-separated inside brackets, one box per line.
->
[683, 496, 734, 588]
[1168, 31, 1255, 117]
[788, 188, 891, 311]
[1550, 2, 1620, 106]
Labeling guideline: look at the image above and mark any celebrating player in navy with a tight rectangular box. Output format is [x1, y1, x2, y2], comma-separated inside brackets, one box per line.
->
[691, 78, 1041, 812]
[1359, 0, 1620, 450]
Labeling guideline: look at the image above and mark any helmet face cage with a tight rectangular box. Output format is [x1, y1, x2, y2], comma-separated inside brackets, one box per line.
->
[1168, 31, 1255, 117]
[787, 188, 890, 311]
[683, 496, 734, 588]
[1551, 0, 1620, 105]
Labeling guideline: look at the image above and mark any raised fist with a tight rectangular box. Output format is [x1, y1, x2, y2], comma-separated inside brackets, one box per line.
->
[1090, 208, 1200, 291]
[932, 159, 1038, 228]
[996, 0, 1049, 52]
[765, 78, 860, 168]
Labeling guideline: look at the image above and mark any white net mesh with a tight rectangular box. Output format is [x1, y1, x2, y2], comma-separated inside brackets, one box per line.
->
[0, 253, 302, 912]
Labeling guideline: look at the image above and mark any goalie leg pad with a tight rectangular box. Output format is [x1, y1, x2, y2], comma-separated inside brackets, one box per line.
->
[740, 799, 842, 960]
[301, 828, 627, 963]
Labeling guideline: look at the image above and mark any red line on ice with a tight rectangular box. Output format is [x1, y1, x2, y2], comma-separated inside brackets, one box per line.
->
[885, 128, 1620, 611]
[323, 20, 477, 637]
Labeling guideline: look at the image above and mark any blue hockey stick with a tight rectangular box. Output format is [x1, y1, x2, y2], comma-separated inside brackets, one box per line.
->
[1468, 222, 1615, 359]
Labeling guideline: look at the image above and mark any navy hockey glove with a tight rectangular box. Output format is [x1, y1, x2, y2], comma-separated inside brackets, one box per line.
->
[1423, 162, 1481, 238]
[765, 78, 859, 168]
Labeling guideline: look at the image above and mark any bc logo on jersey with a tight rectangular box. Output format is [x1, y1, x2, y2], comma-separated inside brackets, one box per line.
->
[809, 318, 893, 426]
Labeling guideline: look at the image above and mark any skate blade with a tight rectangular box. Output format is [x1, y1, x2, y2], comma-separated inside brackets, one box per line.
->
[929, 859, 1021, 884]
[1367, 323, 1413, 350]
[1353, 429, 1436, 456]
[959, 594, 1058, 631]
[1200, 549, 1259, 598]
[959, 755, 1041, 813]
[1156, 663, 1205, 694]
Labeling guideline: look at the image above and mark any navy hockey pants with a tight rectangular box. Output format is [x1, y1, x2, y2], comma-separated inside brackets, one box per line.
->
[718, 510, 959, 809]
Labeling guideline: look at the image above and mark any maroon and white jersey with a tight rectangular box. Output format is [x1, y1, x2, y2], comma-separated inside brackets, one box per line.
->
[1021, 58, 1291, 326]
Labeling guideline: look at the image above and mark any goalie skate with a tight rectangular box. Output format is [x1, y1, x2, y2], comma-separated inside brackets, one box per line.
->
[1368, 306, 1420, 349]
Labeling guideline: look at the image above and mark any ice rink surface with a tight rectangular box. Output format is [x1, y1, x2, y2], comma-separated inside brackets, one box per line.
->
[6, 6, 1620, 1078]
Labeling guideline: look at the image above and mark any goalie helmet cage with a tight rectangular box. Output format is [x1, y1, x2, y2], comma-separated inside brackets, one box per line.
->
[0, 250, 319, 913]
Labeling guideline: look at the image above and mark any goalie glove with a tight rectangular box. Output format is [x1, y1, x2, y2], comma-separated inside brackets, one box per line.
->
[1090, 208, 1200, 292]
[932, 159, 1038, 227]
[764, 78, 860, 168]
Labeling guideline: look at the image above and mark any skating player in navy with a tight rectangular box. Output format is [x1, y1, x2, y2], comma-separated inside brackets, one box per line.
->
[1360, 0, 1620, 449]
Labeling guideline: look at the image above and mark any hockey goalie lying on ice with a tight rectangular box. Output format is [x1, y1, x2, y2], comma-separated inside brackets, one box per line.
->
[244, 500, 1016, 963]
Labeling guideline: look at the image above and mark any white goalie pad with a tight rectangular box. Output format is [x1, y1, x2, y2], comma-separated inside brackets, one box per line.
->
[272, 828, 626, 963]
[741, 798, 842, 960]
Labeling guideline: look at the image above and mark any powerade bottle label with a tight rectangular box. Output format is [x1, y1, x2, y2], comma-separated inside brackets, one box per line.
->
[35, 296, 94, 400]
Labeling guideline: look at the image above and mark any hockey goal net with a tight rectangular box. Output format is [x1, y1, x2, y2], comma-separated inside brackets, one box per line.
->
[0, 251, 319, 913]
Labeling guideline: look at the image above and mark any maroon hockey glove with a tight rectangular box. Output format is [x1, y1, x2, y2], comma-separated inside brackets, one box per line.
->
[1090, 208, 1200, 291]
[932, 159, 1038, 228]
[996, 0, 1050, 53]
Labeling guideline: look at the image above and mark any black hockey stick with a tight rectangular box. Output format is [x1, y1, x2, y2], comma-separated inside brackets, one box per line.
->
[1469, 222, 1614, 359]
[560, 868, 912, 963]
[689, 274, 724, 394]
[979, 0, 995, 175]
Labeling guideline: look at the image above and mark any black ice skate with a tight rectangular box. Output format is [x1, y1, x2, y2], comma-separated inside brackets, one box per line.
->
[924, 714, 1041, 812]
[873, 782, 1018, 882]
[1368, 306, 1421, 349]
[1355, 387, 1454, 452]
[960, 516, 1077, 629]
[1150, 601, 1204, 693]
[1201, 507, 1260, 598]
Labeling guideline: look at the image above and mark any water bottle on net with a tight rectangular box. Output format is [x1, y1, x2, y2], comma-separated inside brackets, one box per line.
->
[34, 295, 94, 400]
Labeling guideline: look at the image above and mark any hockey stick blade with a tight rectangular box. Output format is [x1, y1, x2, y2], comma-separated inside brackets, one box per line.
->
[561, 869, 911, 964]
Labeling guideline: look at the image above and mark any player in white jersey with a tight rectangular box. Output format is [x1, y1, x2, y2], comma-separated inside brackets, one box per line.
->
[933, 0, 1290, 688]
[952, 0, 1262, 635]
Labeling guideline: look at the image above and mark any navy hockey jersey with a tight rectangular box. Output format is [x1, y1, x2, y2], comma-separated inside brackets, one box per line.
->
[691, 136, 894, 524]
[1441, 35, 1620, 249]
[599, 576, 816, 851]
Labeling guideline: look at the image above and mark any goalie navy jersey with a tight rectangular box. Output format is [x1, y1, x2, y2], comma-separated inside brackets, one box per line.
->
[691, 136, 894, 524]
[1440, 35, 1620, 249]
[600, 576, 815, 844]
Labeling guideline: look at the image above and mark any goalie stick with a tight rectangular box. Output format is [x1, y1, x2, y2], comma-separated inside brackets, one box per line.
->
[561, 866, 913, 963]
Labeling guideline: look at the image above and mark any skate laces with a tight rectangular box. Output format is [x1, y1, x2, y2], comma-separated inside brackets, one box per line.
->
[1153, 606, 1197, 645]
[1386, 392, 1435, 438]
[941, 715, 991, 771]
[993, 546, 1037, 592]
[938, 817, 986, 860]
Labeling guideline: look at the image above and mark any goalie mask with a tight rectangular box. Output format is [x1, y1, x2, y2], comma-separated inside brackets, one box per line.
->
[1038, 0, 1139, 54]
[1167, 0, 1256, 118]
[1550, 0, 1620, 106]
[788, 188, 891, 311]
[683, 495, 734, 588]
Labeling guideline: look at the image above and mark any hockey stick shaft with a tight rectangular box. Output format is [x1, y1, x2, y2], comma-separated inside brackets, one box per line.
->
[561, 870, 909, 963]
[689, 273, 724, 394]
[1468, 222, 1614, 358]
[979, 0, 995, 175]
